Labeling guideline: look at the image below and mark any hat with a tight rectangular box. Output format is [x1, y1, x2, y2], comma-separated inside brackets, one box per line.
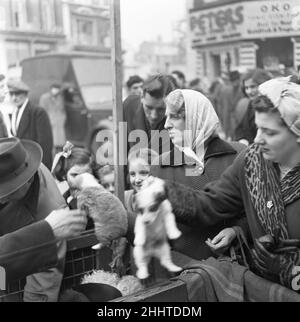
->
[259, 77, 300, 136]
[7, 79, 30, 93]
[0, 137, 42, 199]
[73, 283, 122, 302]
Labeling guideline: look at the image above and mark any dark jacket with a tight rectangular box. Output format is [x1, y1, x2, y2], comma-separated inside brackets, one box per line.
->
[16, 101, 53, 170]
[0, 111, 8, 138]
[123, 95, 172, 155]
[151, 137, 247, 261]
[0, 164, 66, 301]
[0, 220, 57, 282]
[235, 101, 257, 144]
[123, 94, 173, 189]
[167, 148, 300, 240]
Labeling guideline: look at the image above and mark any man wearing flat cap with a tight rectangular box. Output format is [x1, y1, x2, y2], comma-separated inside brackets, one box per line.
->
[8, 79, 53, 170]
[0, 137, 87, 302]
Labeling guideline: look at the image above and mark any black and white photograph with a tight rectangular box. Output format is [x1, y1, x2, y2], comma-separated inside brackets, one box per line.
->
[0, 0, 300, 309]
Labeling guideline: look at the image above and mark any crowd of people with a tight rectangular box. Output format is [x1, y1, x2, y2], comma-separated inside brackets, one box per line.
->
[1, 64, 300, 302]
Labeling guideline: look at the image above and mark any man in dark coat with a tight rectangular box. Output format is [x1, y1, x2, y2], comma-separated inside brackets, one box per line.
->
[8, 79, 53, 169]
[0, 137, 87, 301]
[123, 74, 177, 156]
[123, 74, 178, 187]
[0, 207, 86, 283]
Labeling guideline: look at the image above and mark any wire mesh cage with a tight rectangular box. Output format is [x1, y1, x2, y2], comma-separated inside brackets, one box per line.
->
[0, 233, 113, 302]
[60, 234, 112, 291]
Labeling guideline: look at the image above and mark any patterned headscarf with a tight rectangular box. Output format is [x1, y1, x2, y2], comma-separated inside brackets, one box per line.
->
[259, 77, 300, 136]
[165, 89, 219, 174]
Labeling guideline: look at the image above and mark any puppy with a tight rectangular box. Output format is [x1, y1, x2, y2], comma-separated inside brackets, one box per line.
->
[133, 176, 182, 280]
[75, 173, 128, 248]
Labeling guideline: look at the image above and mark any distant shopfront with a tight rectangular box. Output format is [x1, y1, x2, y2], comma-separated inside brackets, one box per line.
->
[189, 0, 300, 79]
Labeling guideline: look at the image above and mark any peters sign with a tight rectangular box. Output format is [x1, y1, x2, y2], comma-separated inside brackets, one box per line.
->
[190, 0, 300, 47]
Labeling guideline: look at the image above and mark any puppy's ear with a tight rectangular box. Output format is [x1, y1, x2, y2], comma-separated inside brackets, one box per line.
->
[162, 181, 169, 198]
[156, 191, 167, 204]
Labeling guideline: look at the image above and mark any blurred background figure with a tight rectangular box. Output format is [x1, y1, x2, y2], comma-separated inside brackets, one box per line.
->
[126, 75, 144, 97]
[234, 69, 272, 145]
[98, 165, 115, 195]
[171, 70, 186, 89]
[217, 70, 243, 140]
[7, 79, 53, 170]
[39, 83, 66, 154]
[188, 78, 205, 94]
[0, 74, 9, 137]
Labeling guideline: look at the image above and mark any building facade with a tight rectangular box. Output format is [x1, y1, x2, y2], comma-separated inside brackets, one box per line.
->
[61, 0, 110, 52]
[0, 0, 65, 76]
[188, 0, 300, 81]
[0, 0, 110, 77]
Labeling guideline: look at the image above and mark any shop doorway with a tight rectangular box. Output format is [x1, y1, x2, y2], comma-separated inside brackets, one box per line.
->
[211, 53, 221, 77]
[256, 38, 293, 71]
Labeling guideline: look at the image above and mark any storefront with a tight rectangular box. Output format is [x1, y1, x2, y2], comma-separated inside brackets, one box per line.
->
[189, 0, 300, 79]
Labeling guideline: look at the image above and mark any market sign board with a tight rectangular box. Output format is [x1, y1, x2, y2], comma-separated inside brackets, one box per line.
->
[190, 0, 300, 47]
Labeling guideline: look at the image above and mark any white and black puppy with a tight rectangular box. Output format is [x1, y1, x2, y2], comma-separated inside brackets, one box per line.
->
[133, 176, 182, 280]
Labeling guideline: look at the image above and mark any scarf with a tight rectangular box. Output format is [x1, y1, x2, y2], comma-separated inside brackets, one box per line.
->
[245, 143, 300, 240]
[167, 89, 220, 174]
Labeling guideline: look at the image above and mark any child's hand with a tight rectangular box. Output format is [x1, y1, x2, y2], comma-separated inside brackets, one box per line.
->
[205, 228, 237, 255]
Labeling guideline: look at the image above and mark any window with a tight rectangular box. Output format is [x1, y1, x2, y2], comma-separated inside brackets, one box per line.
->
[11, 0, 27, 28]
[40, 0, 58, 32]
[73, 16, 96, 46]
[6, 41, 30, 68]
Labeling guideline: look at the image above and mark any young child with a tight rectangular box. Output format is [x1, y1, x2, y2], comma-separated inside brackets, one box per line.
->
[51, 141, 100, 213]
[125, 148, 159, 213]
[52, 142, 127, 276]
[97, 165, 115, 195]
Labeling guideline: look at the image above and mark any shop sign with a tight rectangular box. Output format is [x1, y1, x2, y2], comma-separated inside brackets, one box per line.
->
[190, 2, 244, 46]
[245, 0, 300, 38]
[190, 0, 300, 46]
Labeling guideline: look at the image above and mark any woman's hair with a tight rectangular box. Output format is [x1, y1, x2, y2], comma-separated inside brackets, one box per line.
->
[165, 89, 186, 119]
[127, 148, 159, 167]
[252, 95, 284, 126]
[98, 165, 115, 182]
[241, 69, 272, 96]
[53, 147, 98, 181]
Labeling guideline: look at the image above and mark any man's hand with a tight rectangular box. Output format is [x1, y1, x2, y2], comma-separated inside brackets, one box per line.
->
[45, 208, 87, 240]
[205, 227, 237, 255]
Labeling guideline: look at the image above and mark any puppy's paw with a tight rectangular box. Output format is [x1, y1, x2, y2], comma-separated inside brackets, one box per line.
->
[136, 267, 149, 280]
[91, 243, 103, 250]
[168, 229, 182, 240]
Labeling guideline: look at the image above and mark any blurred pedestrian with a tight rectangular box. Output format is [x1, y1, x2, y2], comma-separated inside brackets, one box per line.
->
[0, 74, 9, 137]
[7, 79, 53, 170]
[188, 78, 205, 93]
[217, 70, 244, 140]
[234, 69, 272, 145]
[39, 84, 66, 154]
[126, 75, 144, 97]
[171, 70, 186, 89]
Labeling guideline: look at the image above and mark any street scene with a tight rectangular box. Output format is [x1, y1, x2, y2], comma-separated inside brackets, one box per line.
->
[0, 0, 300, 305]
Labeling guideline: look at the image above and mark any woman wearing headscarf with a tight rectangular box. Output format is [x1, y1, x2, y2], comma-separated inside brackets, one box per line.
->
[164, 78, 300, 298]
[151, 89, 246, 262]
